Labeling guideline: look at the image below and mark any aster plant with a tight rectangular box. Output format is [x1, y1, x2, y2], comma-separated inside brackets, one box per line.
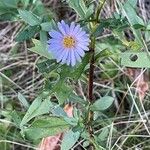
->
[11, 0, 149, 149]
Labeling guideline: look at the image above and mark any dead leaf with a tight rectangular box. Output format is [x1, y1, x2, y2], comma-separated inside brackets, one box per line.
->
[64, 104, 74, 117]
[38, 134, 62, 150]
[136, 80, 149, 101]
[126, 68, 148, 100]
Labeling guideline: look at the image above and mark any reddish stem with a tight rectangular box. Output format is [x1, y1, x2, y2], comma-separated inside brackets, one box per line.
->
[88, 51, 95, 103]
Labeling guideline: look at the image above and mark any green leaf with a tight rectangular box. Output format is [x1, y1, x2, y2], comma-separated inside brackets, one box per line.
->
[117, 0, 144, 26]
[84, 4, 94, 19]
[83, 141, 90, 148]
[54, 83, 72, 105]
[69, 94, 87, 105]
[0, 6, 18, 21]
[0, 12, 18, 21]
[94, 22, 108, 37]
[41, 20, 56, 31]
[15, 25, 40, 42]
[73, 53, 90, 80]
[0, 0, 19, 8]
[32, 0, 51, 17]
[20, 96, 53, 127]
[28, 39, 52, 60]
[37, 59, 59, 73]
[18, 9, 41, 26]
[20, 0, 30, 7]
[128, 41, 141, 51]
[41, 22, 53, 31]
[126, 0, 137, 7]
[11, 110, 22, 127]
[41, 66, 72, 105]
[91, 96, 114, 111]
[37, 54, 90, 105]
[40, 30, 47, 51]
[38, 60, 59, 73]
[18, 92, 29, 109]
[94, 17, 128, 37]
[98, 127, 109, 141]
[51, 105, 67, 117]
[66, 0, 88, 19]
[121, 52, 150, 68]
[117, 0, 144, 45]
[61, 130, 80, 150]
[24, 116, 69, 140]
[145, 31, 150, 42]
[123, 1, 144, 26]
[147, 23, 150, 30]
[48, 54, 90, 105]
[0, 93, 8, 103]
[0, 1, 7, 8]
[133, 24, 145, 29]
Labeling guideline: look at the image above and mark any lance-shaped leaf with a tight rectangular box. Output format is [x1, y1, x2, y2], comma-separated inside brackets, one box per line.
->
[18, 9, 41, 26]
[91, 96, 114, 111]
[20, 96, 53, 127]
[18, 92, 29, 109]
[116, 0, 144, 46]
[66, 0, 88, 19]
[15, 25, 40, 42]
[24, 116, 69, 140]
[61, 130, 80, 150]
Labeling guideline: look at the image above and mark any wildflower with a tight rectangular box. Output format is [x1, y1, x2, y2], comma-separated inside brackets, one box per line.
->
[48, 20, 90, 66]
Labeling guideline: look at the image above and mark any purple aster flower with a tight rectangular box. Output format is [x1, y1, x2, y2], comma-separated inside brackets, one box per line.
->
[47, 20, 90, 66]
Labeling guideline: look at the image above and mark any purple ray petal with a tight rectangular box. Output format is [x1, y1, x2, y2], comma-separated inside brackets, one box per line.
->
[49, 30, 63, 39]
[58, 22, 66, 35]
[70, 49, 76, 66]
[67, 51, 71, 65]
[69, 22, 75, 34]
[79, 41, 90, 47]
[76, 31, 86, 37]
[76, 47, 85, 57]
[74, 50, 81, 62]
[61, 20, 70, 34]
[76, 36, 90, 43]
[77, 43, 89, 51]
[48, 44, 62, 53]
[61, 49, 69, 64]
[73, 25, 81, 35]
[48, 39, 62, 44]
[56, 48, 67, 62]
[54, 48, 64, 60]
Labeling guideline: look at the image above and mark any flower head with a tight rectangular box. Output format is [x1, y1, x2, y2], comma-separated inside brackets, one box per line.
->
[48, 20, 90, 66]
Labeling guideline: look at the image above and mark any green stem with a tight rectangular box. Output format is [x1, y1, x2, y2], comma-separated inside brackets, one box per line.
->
[96, 0, 107, 23]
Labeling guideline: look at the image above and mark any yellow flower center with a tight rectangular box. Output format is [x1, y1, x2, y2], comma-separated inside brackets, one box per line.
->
[63, 36, 75, 48]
